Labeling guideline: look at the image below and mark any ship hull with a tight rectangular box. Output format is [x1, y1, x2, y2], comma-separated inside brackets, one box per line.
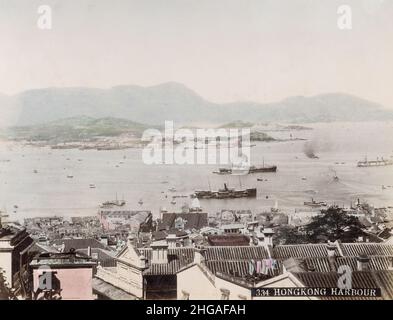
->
[193, 188, 257, 199]
[213, 165, 277, 175]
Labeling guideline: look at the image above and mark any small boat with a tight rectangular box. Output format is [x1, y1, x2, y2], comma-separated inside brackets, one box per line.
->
[169, 187, 177, 192]
[33, 169, 38, 174]
[89, 184, 96, 189]
[301, 177, 307, 180]
[138, 199, 143, 205]
[171, 200, 176, 205]
[67, 175, 74, 179]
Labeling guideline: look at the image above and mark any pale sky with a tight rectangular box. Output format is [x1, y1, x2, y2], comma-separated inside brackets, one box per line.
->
[0, 0, 392, 107]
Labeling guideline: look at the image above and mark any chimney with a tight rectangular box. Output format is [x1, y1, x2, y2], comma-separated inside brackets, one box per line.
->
[327, 242, 337, 261]
[150, 241, 168, 264]
[262, 228, 275, 246]
[100, 236, 109, 247]
[326, 241, 337, 271]
[356, 254, 370, 271]
[166, 234, 178, 248]
[0, 210, 9, 228]
[138, 254, 149, 269]
[193, 245, 206, 264]
[127, 234, 137, 248]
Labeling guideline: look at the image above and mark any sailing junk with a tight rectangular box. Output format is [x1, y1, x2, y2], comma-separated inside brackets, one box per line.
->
[192, 183, 257, 199]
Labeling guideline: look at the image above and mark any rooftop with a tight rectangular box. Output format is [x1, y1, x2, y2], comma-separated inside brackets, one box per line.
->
[30, 250, 97, 267]
[159, 212, 208, 231]
[92, 277, 138, 300]
[50, 238, 113, 252]
[207, 234, 250, 246]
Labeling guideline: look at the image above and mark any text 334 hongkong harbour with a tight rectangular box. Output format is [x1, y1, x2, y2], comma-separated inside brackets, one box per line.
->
[252, 287, 381, 297]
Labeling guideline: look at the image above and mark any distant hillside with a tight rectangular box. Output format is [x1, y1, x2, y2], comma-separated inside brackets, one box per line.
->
[6, 116, 151, 142]
[1, 83, 393, 126]
[218, 121, 313, 131]
[218, 120, 255, 128]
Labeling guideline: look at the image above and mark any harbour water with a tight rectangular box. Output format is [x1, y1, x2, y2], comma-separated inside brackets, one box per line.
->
[1, 121, 393, 220]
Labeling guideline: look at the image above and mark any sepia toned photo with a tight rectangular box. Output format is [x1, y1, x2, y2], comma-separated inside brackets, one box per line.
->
[1, 0, 393, 306]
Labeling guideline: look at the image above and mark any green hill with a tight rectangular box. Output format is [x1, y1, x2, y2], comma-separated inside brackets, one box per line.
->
[7, 116, 152, 142]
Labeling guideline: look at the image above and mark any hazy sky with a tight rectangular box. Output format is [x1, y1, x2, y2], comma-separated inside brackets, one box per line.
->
[0, 0, 392, 107]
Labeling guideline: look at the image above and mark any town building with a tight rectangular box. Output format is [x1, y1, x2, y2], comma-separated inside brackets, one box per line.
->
[176, 241, 393, 300]
[30, 250, 96, 300]
[0, 211, 34, 296]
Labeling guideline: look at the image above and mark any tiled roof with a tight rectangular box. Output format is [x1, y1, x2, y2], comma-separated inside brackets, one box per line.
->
[288, 257, 333, 273]
[204, 260, 281, 278]
[29, 242, 59, 254]
[374, 270, 393, 300]
[273, 244, 338, 259]
[139, 248, 194, 275]
[340, 243, 393, 256]
[335, 256, 393, 271]
[160, 212, 208, 231]
[77, 248, 116, 266]
[92, 277, 138, 300]
[140, 246, 272, 276]
[204, 246, 270, 261]
[283, 256, 393, 273]
[378, 228, 393, 240]
[207, 234, 250, 246]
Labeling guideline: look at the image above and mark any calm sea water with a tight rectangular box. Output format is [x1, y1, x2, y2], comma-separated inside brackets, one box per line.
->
[1, 121, 393, 220]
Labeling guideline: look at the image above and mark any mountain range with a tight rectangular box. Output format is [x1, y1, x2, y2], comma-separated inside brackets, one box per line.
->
[1, 82, 392, 127]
